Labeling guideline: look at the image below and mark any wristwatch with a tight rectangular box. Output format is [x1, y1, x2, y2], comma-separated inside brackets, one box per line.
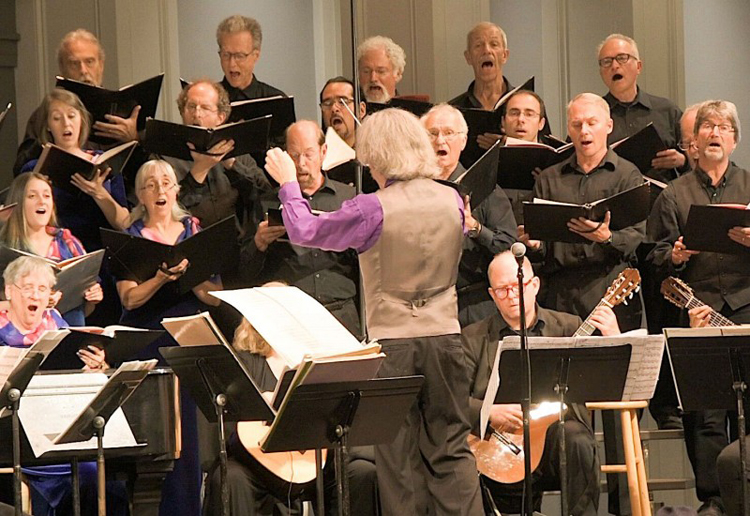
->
[468, 221, 482, 238]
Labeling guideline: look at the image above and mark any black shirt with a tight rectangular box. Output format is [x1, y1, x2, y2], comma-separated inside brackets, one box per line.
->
[604, 87, 688, 179]
[449, 77, 513, 110]
[647, 163, 750, 312]
[221, 75, 285, 102]
[533, 149, 646, 318]
[240, 176, 359, 306]
[447, 164, 517, 325]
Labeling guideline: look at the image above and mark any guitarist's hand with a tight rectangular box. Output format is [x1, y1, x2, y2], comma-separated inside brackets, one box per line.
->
[671, 236, 700, 265]
[728, 226, 750, 247]
[489, 404, 523, 434]
[688, 305, 713, 328]
[589, 306, 620, 336]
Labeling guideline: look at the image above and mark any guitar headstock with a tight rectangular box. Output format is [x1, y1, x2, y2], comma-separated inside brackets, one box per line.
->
[660, 277, 694, 309]
[604, 268, 641, 307]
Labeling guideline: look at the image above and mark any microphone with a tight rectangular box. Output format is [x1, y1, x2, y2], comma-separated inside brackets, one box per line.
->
[511, 242, 526, 264]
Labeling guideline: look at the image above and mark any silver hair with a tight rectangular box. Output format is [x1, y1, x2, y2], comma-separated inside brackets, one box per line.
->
[3, 256, 56, 290]
[357, 36, 406, 76]
[421, 103, 469, 134]
[216, 15, 262, 51]
[57, 29, 105, 72]
[597, 33, 640, 60]
[466, 22, 508, 51]
[357, 108, 440, 181]
[567, 92, 611, 119]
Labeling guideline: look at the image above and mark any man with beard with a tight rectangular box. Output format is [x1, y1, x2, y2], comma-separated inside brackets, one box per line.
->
[357, 36, 405, 103]
[648, 100, 748, 516]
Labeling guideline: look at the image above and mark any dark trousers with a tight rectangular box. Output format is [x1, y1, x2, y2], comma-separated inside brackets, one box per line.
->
[717, 437, 750, 516]
[684, 410, 728, 502]
[483, 418, 599, 516]
[374, 335, 483, 516]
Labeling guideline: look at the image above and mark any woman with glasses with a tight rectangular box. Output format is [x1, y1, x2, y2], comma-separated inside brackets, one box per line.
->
[0, 172, 103, 325]
[115, 159, 221, 515]
[0, 256, 127, 516]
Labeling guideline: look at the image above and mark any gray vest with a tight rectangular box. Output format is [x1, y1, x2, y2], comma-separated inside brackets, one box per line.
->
[359, 178, 463, 340]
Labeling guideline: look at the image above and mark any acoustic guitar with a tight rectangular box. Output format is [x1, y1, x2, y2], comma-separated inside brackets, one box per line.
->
[468, 267, 641, 484]
[236, 420, 328, 494]
[660, 276, 736, 327]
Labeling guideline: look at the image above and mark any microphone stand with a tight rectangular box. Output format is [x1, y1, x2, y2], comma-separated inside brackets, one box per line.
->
[515, 254, 534, 516]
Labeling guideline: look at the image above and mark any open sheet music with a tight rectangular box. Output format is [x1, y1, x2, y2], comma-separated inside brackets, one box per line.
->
[480, 332, 664, 437]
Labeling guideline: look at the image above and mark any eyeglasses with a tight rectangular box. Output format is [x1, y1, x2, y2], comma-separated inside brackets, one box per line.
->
[288, 150, 320, 163]
[140, 180, 176, 193]
[678, 140, 696, 151]
[698, 121, 735, 135]
[598, 53, 637, 68]
[490, 278, 534, 300]
[320, 97, 355, 109]
[427, 129, 466, 142]
[184, 103, 219, 115]
[13, 283, 50, 298]
[218, 50, 253, 62]
[506, 109, 541, 120]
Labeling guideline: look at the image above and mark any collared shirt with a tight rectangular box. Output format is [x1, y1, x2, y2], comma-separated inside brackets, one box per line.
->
[647, 162, 750, 313]
[605, 87, 687, 178]
[532, 149, 646, 318]
[461, 306, 582, 434]
[449, 77, 513, 110]
[221, 75, 286, 102]
[241, 176, 360, 305]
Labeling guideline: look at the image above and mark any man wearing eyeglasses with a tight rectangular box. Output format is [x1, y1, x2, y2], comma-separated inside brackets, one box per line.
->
[216, 15, 285, 101]
[241, 120, 361, 336]
[648, 99, 748, 516]
[680, 103, 703, 169]
[462, 250, 617, 515]
[421, 103, 516, 326]
[598, 33, 687, 182]
[319, 77, 366, 149]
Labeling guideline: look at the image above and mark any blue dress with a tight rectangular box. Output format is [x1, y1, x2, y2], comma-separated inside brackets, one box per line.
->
[117, 216, 210, 516]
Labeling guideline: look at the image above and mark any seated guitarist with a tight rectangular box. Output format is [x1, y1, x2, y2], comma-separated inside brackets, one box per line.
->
[203, 314, 379, 516]
[461, 250, 620, 515]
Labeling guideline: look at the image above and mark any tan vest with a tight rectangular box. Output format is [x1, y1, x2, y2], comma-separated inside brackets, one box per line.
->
[359, 178, 463, 340]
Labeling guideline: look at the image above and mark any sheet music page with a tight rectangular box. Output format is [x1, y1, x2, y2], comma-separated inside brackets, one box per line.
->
[211, 287, 368, 368]
[479, 342, 502, 441]
[0, 346, 28, 387]
[18, 372, 137, 457]
[500, 333, 664, 401]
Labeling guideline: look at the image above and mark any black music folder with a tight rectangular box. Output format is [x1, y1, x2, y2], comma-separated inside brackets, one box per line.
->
[366, 97, 434, 118]
[458, 76, 535, 168]
[438, 141, 500, 208]
[40, 327, 163, 371]
[100, 216, 237, 295]
[325, 161, 379, 194]
[497, 138, 574, 190]
[610, 122, 668, 174]
[143, 116, 271, 161]
[227, 95, 296, 143]
[683, 204, 750, 255]
[0, 247, 104, 314]
[523, 181, 651, 243]
[32, 141, 137, 194]
[55, 74, 163, 145]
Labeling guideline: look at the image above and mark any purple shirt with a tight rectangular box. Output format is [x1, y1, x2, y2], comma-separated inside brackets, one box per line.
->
[278, 180, 466, 254]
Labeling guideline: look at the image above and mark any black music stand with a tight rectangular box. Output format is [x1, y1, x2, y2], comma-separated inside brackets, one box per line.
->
[55, 365, 153, 516]
[159, 345, 274, 516]
[665, 330, 750, 516]
[496, 344, 633, 516]
[0, 352, 44, 516]
[261, 376, 424, 516]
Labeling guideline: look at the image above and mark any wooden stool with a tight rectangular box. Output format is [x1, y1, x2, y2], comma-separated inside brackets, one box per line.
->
[586, 401, 651, 516]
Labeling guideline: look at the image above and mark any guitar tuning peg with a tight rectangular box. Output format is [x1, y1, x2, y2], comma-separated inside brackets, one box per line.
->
[623, 299, 629, 305]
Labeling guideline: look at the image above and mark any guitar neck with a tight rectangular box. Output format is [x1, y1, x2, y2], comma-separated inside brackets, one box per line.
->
[573, 299, 610, 337]
[682, 296, 736, 327]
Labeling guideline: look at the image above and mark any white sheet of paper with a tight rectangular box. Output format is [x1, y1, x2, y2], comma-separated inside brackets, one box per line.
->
[211, 287, 368, 368]
[499, 333, 664, 401]
[479, 342, 502, 440]
[18, 372, 138, 457]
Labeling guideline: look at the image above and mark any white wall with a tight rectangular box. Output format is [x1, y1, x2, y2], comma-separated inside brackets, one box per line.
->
[683, 0, 749, 168]
[176, 0, 321, 122]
